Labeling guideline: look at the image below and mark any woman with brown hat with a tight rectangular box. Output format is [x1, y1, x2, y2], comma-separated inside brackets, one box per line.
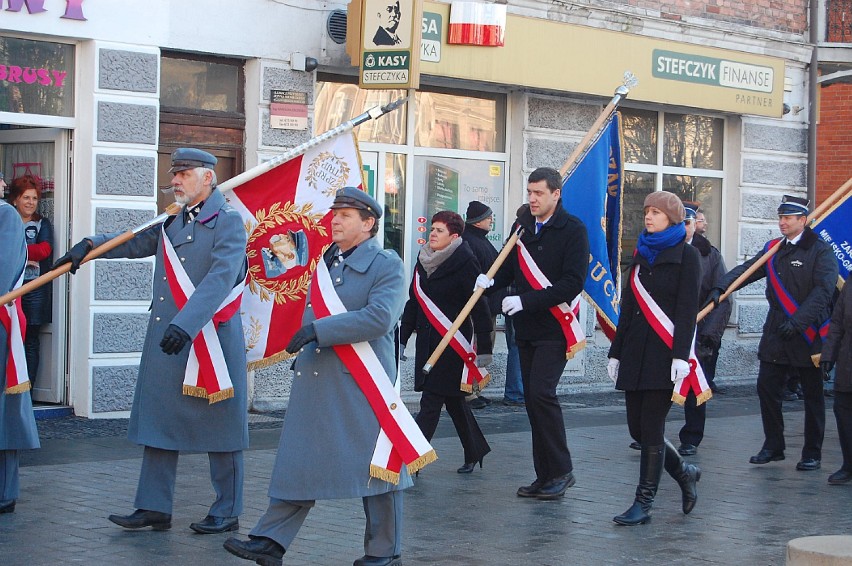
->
[607, 190, 702, 525]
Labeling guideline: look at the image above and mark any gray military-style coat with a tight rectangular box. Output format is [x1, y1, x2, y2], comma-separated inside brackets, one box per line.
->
[268, 236, 411, 501]
[90, 189, 249, 452]
[0, 202, 39, 451]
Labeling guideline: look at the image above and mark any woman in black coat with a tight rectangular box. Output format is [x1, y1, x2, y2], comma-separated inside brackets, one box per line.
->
[400, 211, 492, 473]
[821, 281, 852, 484]
[607, 191, 702, 525]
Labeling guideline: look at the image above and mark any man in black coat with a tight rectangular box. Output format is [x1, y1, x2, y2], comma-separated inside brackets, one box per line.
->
[463, 200, 500, 409]
[706, 195, 838, 471]
[477, 167, 589, 500]
[677, 205, 732, 456]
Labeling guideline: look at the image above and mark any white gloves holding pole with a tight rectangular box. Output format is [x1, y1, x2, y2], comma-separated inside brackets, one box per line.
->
[474, 274, 494, 291]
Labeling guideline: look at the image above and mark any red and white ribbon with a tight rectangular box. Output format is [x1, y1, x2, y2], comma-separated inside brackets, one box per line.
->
[161, 226, 244, 404]
[312, 260, 436, 484]
[630, 265, 711, 406]
[0, 271, 29, 394]
[413, 271, 490, 393]
[516, 240, 586, 359]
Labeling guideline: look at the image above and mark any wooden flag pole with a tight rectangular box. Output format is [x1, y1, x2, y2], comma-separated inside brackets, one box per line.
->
[423, 73, 640, 373]
[422, 227, 523, 374]
[0, 203, 184, 307]
[697, 175, 852, 322]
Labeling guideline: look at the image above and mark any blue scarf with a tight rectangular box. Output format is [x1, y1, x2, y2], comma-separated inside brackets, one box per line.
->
[636, 223, 686, 265]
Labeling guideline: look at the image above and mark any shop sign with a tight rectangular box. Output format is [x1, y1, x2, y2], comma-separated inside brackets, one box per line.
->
[4, 0, 87, 21]
[359, 0, 422, 89]
[652, 49, 773, 93]
[269, 90, 308, 130]
[421, 12, 441, 62]
[0, 36, 75, 117]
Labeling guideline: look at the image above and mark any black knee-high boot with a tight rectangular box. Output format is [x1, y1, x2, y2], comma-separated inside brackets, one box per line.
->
[613, 444, 664, 526]
[664, 438, 701, 514]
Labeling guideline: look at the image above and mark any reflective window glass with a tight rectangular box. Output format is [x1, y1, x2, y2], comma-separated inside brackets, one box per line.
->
[0, 37, 74, 117]
[663, 113, 724, 169]
[663, 174, 722, 244]
[415, 91, 504, 151]
[314, 81, 407, 144]
[620, 108, 657, 165]
[384, 153, 406, 258]
[161, 55, 242, 114]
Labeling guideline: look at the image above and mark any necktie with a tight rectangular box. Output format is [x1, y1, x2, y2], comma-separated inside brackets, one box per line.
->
[535, 222, 543, 234]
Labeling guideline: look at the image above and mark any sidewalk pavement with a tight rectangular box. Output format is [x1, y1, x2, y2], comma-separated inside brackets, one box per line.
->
[3, 387, 852, 565]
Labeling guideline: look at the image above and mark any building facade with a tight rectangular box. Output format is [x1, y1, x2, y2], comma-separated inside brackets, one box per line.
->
[0, 0, 820, 416]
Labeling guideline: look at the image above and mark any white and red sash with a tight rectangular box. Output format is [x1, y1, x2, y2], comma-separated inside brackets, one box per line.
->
[0, 271, 29, 394]
[516, 239, 586, 359]
[161, 226, 245, 404]
[630, 265, 712, 406]
[412, 271, 490, 393]
[312, 260, 436, 484]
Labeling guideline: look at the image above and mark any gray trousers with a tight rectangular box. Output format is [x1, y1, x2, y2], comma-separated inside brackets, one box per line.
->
[0, 449, 20, 504]
[134, 446, 244, 517]
[251, 491, 403, 557]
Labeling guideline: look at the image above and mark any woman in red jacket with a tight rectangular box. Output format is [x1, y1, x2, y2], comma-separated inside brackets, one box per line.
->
[8, 175, 53, 386]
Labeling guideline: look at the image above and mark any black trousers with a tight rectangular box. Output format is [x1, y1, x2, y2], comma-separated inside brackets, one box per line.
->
[415, 391, 490, 463]
[757, 361, 825, 459]
[517, 340, 572, 481]
[679, 349, 718, 447]
[625, 389, 673, 447]
[834, 390, 852, 472]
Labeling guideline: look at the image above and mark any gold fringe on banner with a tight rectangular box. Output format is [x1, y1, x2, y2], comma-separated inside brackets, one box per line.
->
[5, 381, 31, 395]
[695, 389, 713, 406]
[405, 449, 438, 476]
[671, 391, 686, 407]
[459, 372, 491, 394]
[208, 388, 235, 404]
[247, 350, 295, 371]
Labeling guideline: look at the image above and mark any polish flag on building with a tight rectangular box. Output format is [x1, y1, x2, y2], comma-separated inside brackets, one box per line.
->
[447, 1, 507, 47]
[224, 133, 364, 369]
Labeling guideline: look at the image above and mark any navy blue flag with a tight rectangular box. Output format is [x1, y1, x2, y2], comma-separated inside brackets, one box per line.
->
[561, 113, 623, 339]
[813, 188, 852, 282]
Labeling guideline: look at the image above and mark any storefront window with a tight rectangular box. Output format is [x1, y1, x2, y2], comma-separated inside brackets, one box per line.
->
[0, 37, 74, 117]
[161, 54, 242, 114]
[415, 91, 504, 152]
[384, 153, 406, 258]
[620, 108, 725, 270]
[314, 81, 407, 144]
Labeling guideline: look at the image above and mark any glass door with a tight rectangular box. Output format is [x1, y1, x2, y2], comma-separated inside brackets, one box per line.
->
[0, 127, 70, 404]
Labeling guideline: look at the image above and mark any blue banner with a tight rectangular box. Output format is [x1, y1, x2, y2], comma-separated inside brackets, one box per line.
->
[561, 113, 623, 338]
[813, 189, 852, 282]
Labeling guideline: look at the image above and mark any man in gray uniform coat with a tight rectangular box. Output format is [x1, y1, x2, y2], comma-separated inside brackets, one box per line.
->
[55, 148, 249, 534]
[0, 201, 39, 514]
[225, 187, 408, 566]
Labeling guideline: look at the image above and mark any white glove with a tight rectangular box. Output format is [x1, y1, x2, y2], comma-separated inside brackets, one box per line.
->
[671, 358, 690, 382]
[502, 295, 523, 315]
[607, 358, 620, 383]
[474, 273, 494, 291]
[476, 354, 493, 367]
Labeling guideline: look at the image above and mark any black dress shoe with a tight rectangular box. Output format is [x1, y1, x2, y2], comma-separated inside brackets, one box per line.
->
[749, 449, 785, 465]
[190, 514, 239, 534]
[353, 555, 402, 566]
[108, 509, 172, 530]
[468, 397, 487, 410]
[224, 536, 285, 566]
[828, 469, 852, 484]
[677, 443, 697, 456]
[796, 458, 821, 471]
[517, 478, 545, 498]
[710, 383, 727, 394]
[0, 500, 15, 514]
[536, 472, 576, 500]
[629, 441, 641, 450]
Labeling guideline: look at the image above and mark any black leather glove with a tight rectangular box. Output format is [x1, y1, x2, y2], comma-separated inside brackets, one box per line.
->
[286, 324, 317, 354]
[160, 324, 191, 355]
[821, 360, 835, 381]
[778, 320, 798, 341]
[701, 288, 722, 311]
[52, 238, 93, 274]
